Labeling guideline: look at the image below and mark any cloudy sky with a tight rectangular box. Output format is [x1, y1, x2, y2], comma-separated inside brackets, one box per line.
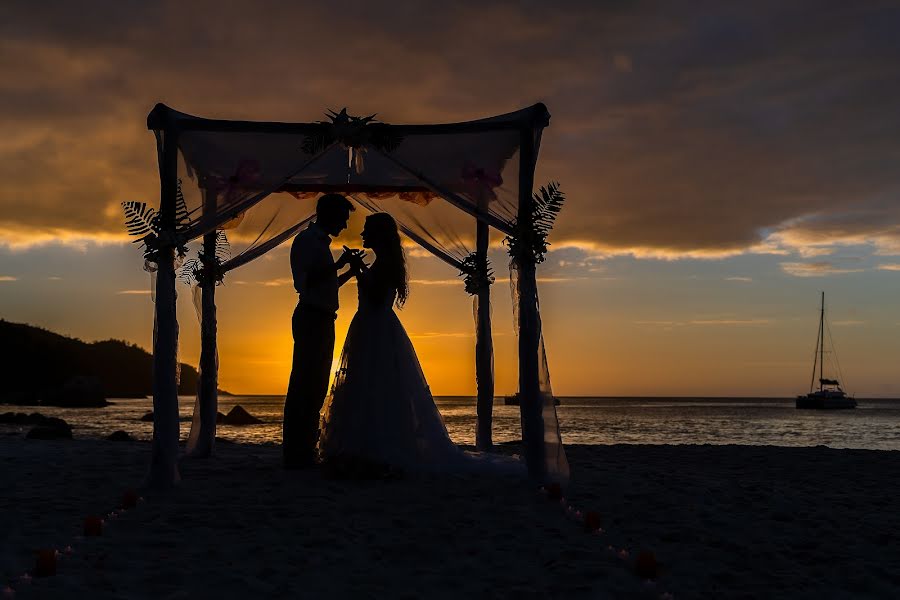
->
[2, 0, 899, 396]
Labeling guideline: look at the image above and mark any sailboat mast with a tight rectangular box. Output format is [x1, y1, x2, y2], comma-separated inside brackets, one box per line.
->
[808, 321, 820, 394]
[819, 291, 825, 392]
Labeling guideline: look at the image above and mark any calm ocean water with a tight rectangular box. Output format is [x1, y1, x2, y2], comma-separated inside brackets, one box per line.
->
[4, 396, 900, 451]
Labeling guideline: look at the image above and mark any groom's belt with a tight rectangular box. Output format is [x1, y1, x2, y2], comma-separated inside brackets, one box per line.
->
[298, 303, 338, 320]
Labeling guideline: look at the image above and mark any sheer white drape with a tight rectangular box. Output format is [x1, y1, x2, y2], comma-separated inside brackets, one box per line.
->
[511, 260, 570, 482]
[184, 212, 316, 457]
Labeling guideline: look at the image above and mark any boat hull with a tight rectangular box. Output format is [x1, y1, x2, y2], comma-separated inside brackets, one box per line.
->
[795, 394, 857, 409]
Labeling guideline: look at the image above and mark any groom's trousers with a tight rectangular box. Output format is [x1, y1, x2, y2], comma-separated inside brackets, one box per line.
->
[284, 303, 336, 467]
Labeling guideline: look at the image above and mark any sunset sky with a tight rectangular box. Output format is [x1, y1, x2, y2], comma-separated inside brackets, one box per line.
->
[2, 1, 899, 397]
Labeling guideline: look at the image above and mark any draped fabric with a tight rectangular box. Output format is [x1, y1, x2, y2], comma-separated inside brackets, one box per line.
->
[146, 103, 567, 486]
[184, 212, 317, 457]
[222, 211, 316, 274]
[510, 260, 570, 482]
[185, 282, 216, 457]
[150, 102, 541, 244]
[349, 194, 467, 269]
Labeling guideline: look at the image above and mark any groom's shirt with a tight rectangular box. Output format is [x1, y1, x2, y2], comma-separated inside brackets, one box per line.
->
[291, 221, 339, 315]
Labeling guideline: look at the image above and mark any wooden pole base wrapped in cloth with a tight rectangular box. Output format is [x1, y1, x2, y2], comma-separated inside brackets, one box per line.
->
[147, 127, 181, 489]
[474, 218, 494, 451]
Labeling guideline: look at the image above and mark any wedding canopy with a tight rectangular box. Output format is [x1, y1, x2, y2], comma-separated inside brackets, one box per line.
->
[144, 103, 568, 488]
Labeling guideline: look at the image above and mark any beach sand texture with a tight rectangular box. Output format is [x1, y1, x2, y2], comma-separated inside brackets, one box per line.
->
[2, 438, 898, 599]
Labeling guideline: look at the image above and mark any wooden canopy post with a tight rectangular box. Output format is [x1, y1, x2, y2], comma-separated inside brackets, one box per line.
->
[189, 187, 219, 457]
[474, 214, 494, 451]
[148, 128, 181, 489]
[516, 127, 546, 480]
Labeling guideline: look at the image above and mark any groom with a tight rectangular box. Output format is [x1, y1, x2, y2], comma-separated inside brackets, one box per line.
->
[283, 193, 362, 469]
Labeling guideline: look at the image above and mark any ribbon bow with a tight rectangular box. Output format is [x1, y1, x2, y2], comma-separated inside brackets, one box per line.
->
[461, 162, 503, 201]
[206, 159, 261, 228]
[209, 159, 261, 205]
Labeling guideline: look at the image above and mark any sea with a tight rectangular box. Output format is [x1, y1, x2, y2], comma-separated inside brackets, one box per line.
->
[4, 396, 900, 451]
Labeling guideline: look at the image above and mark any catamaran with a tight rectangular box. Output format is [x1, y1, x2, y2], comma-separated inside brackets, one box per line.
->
[796, 292, 857, 409]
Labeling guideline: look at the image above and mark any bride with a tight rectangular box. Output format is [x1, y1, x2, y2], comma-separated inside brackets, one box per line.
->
[318, 212, 521, 475]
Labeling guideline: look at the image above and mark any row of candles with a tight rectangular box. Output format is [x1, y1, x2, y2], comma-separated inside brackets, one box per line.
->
[540, 482, 675, 600]
[2, 489, 143, 598]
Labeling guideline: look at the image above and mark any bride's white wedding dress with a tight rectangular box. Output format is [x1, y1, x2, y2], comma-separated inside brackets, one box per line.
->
[318, 268, 522, 475]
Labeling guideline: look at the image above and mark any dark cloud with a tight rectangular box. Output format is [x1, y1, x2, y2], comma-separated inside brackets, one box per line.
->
[3, 0, 900, 255]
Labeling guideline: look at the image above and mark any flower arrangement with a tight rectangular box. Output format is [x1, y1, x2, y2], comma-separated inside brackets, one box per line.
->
[121, 489, 139, 510]
[301, 108, 404, 155]
[33, 550, 56, 578]
[83, 516, 103, 537]
[634, 551, 660, 579]
[459, 252, 495, 295]
[583, 510, 602, 532]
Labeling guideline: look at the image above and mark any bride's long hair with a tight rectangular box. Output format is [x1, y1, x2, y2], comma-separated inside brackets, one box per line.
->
[366, 213, 409, 308]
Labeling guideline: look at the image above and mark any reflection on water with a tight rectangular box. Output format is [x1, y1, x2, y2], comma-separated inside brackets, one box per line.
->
[3, 396, 900, 451]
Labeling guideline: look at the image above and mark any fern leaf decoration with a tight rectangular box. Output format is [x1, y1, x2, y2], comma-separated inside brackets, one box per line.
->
[122, 178, 194, 263]
[179, 258, 202, 286]
[505, 181, 566, 264]
[368, 125, 405, 153]
[180, 231, 230, 287]
[533, 182, 565, 239]
[215, 231, 231, 263]
[121, 201, 158, 237]
[301, 127, 333, 155]
[174, 179, 191, 230]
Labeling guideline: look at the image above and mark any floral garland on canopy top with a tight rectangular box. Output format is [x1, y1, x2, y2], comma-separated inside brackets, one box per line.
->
[301, 108, 405, 175]
[301, 108, 406, 153]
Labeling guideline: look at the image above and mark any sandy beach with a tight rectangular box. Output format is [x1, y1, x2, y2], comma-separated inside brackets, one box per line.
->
[2, 436, 898, 599]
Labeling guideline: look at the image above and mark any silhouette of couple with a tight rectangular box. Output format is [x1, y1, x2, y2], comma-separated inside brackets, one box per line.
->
[282, 194, 471, 474]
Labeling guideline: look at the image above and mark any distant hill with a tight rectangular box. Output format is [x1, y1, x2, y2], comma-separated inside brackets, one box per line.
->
[0, 320, 228, 405]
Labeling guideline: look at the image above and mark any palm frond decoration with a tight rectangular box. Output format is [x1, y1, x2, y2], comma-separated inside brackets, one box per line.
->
[180, 231, 230, 287]
[179, 257, 202, 286]
[505, 181, 566, 264]
[300, 127, 333, 155]
[174, 179, 191, 230]
[122, 200, 161, 262]
[122, 179, 193, 263]
[368, 123, 405, 153]
[214, 230, 231, 263]
[459, 252, 495, 295]
[122, 201, 159, 237]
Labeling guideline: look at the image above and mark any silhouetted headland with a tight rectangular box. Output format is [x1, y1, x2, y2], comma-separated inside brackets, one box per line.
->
[0, 320, 229, 407]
